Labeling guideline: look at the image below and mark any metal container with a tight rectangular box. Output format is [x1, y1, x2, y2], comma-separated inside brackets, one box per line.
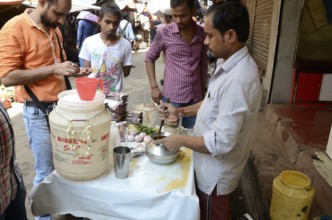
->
[145, 132, 179, 165]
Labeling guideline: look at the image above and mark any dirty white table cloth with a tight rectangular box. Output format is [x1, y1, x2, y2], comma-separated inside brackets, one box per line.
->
[29, 148, 199, 220]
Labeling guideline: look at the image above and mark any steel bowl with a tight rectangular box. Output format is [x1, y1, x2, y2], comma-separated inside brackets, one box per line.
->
[145, 132, 179, 165]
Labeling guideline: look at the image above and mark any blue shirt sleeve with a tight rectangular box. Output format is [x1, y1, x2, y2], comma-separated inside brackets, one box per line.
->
[77, 20, 83, 47]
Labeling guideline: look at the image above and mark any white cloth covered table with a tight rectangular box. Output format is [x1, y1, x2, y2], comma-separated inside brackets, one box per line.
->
[29, 148, 199, 220]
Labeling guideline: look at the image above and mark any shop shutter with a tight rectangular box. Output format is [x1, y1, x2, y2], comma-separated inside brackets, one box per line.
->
[245, 0, 256, 54]
[245, 0, 274, 78]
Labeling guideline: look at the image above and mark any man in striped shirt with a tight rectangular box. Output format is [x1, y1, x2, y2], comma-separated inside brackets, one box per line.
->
[0, 103, 28, 220]
[145, 0, 208, 128]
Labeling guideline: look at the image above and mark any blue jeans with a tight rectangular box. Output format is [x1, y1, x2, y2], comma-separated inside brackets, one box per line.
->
[0, 179, 27, 220]
[79, 58, 84, 68]
[23, 106, 53, 220]
[161, 96, 197, 128]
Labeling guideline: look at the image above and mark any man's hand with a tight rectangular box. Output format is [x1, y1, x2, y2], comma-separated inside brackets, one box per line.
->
[158, 100, 178, 126]
[151, 87, 161, 104]
[54, 61, 80, 77]
[155, 134, 182, 151]
[79, 67, 93, 77]
[53, 62, 93, 77]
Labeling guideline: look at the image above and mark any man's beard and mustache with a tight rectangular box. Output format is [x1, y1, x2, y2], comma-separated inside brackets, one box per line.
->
[207, 50, 217, 63]
[40, 13, 59, 29]
[105, 31, 117, 38]
[177, 20, 193, 31]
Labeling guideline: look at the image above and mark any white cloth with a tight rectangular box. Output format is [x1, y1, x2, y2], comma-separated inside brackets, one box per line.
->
[29, 148, 199, 220]
[79, 34, 132, 93]
[193, 46, 262, 195]
[117, 19, 135, 42]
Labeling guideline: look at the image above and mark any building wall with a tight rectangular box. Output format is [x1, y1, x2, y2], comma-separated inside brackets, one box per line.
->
[270, 0, 305, 104]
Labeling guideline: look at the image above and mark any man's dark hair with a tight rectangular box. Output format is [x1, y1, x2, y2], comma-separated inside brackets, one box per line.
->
[170, 0, 195, 10]
[121, 11, 128, 20]
[207, 1, 249, 42]
[99, 3, 122, 20]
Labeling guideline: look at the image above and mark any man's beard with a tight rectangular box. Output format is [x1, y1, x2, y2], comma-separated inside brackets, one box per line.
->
[40, 13, 58, 29]
[105, 31, 117, 38]
[177, 20, 193, 31]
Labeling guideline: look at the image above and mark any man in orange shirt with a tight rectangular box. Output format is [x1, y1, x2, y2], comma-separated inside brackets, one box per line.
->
[0, 1, 90, 217]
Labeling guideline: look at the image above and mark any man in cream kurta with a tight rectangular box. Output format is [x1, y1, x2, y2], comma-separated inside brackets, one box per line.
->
[156, 2, 262, 219]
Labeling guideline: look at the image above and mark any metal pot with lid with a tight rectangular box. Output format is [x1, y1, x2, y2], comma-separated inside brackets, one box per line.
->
[145, 132, 179, 165]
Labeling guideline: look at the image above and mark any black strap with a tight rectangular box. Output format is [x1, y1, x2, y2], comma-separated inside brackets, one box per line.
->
[119, 21, 129, 38]
[123, 21, 129, 33]
[24, 85, 47, 113]
[24, 84, 51, 129]
[54, 30, 72, 90]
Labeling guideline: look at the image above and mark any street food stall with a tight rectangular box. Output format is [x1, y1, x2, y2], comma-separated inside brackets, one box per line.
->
[29, 90, 200, 219]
